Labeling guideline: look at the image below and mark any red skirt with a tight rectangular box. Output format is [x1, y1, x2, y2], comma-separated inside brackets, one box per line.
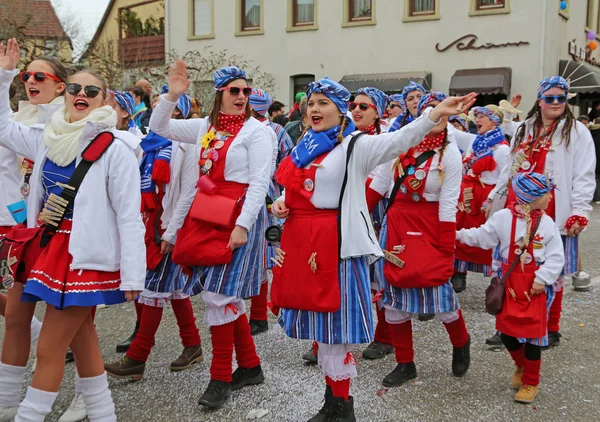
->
[21, 220, 125, 310]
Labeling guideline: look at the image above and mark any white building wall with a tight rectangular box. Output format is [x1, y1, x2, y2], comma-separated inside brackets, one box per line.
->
[166, 0, 600, 113]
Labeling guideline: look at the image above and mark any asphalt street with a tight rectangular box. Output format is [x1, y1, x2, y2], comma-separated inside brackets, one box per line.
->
[1, 205, 599, 421]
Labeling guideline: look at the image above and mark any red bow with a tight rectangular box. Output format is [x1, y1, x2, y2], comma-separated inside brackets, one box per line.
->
[224, 304, 239, 315]
[344, 352, 357, 366]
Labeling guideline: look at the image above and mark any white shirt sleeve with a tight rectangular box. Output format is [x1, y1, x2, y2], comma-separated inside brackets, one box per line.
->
[149, 95, 204, 144]
[534, 218, 565, 286]
[162, 145, 198, 244]
[0, 69, 43, 160]
[236, 124, 272, 231]
[456, 210, 502, 249]
[438, 143, 462, 223]
[570, 123, 596, 220]
[369, 161, 394, 196]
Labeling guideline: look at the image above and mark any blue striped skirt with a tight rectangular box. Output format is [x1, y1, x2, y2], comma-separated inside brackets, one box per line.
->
[181, 206, 268, 299]
[454, 259, 493, 277]
[144, 253, 184, 293]
[278, 257, 374, 345]
[377, 217, 459, 314]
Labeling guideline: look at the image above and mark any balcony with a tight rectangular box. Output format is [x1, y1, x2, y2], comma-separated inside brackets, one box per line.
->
[119, 34, 165, 68]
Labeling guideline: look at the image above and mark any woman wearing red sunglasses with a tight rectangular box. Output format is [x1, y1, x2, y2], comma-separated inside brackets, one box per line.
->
[150, 62, 275, 410]
[0, 50, 70, 421]
[485, 76, 596, 350]
[0, 39, 145, 422]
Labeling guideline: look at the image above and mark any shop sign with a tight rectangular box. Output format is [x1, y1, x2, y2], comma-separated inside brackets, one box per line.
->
[568, 39, 600, 68]
[436, 34, 530, 52]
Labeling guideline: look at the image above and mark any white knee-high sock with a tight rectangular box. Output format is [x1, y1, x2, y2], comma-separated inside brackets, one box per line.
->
[80, 372, 115, 422]
[74, 372, 83, 395]
[29, 317, 42, 345]
[15, 387, 57, 422]
[0, 362, 26, 407]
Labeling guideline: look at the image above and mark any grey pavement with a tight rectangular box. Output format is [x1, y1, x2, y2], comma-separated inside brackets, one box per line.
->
[2, 205, 600, 421]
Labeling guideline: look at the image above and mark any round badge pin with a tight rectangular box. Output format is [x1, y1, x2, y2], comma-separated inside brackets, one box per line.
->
[303, 178, 314, 192]
[415, 169, 426, 181]
[523, 252, 533, 265]
[202, 149, 211, 158]
[20, 183, 30, 197]
[204, 159, 213, 170]
[214, 141, 225, 149]
[521, 160, 531, 171]
[514, 247, 522, 256]
[411, 192, 421, 202]
[2, 274, 14, 290]
[400, 185, 408, 195]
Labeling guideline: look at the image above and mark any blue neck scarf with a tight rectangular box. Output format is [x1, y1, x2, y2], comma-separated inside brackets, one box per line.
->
[472, 127, 505, 158]
[292, 117, 356, 168]
[140, 131, 172, 194]
[388, 112, 415, 133]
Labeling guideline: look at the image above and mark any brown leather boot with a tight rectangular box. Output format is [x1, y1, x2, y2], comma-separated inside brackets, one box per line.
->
[169, 345, 204, 371]
[514, 384, 539, 404]
[512, 367, 524, 389]
[105, 356, 145, 381]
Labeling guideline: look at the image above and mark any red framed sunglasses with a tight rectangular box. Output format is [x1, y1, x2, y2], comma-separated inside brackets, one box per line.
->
[349, 102, 377, 112]
[218, 86, 252, 97]
[20, 71, 62, 83]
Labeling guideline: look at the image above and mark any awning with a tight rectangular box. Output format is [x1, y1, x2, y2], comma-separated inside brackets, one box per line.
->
[558, 59, 600, 94]
[449, 67, 511, 95]
[339, 72, 432, 94]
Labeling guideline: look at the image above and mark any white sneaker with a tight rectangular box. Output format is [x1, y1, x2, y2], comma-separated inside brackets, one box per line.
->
[58, 393, 87, 422]
[0, 405, 18, 422]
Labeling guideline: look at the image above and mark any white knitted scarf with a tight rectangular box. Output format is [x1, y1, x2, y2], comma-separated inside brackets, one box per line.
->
[43, 105, 117, 166]
[13, 96, 64, 126]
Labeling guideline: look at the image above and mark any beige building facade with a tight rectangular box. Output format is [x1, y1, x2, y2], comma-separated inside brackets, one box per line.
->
[165, 0, 600, 114]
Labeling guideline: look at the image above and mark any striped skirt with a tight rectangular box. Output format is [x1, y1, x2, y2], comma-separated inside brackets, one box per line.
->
[454, 259, 493, 277]
[182, 205, 268, 299]
[139, 253, 187, 307]
[278, 257, 374, 345]
[377, 217, 459, 314]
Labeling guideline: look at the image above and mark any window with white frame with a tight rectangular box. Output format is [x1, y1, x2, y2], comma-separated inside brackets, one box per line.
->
[193, 0, 212, 37]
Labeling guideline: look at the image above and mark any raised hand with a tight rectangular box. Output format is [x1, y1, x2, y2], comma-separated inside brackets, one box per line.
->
[0, 38, 21, 71]
[430, 92, 478, 122]
[510, 94, 522, 109]
[167, 59, 191, 101]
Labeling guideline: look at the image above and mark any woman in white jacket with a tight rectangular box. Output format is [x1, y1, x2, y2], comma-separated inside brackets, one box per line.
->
[150, 62, 274, 410]
[270, 78, 475, 421]
[485, 76, 596, 349]
[0, 39, 145, 422]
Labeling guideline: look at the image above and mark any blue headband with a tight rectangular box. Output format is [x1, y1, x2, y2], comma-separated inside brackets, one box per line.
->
[449, 115, 468, 131]
[402, 81, 426, 102]
[176, 93, 192, 118]
[356, 87, 388, 119]
[472, 106, 501, 126]
[213, 66, 247, 91]
[538, 76, 569, 98]
[249, 88, 274, 117]
[113, 91, 135, 116]
[417, 91, 448, 117]
[512, 172, 555, 205]
[306, 77, 351, 114]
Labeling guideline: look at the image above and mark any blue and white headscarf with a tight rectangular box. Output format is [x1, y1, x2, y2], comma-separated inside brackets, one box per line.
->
[472, 106, 502, 126]
[388, 94, 406, 111]
[538, 76, 570, 98]
[402, 81, 426, 102]
[113, 91, 135, 116]
[512, 172, 555, 205]
[417, 91, 448, 117]
[449, 115, 468, 131]
[306, 77, 351, 114]
[213, 66, 247, 91]
[249, 88, 274, 117]
[176, 93, 192, 119]
[356, 87, 387, 118]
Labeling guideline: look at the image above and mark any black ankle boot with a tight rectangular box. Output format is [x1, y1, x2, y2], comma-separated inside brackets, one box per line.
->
[485, 331, 503, 347]
[452, 337, 471, 377]
[362, 341, 394, 360]
[231, 365, 265, 391]
[542, 331, 561, 350]
[308, 391, 356, 422]
[116, 322, 139, 353]
[382, 362, 417, 387]
[451, 273, 467, 293]
[249, 319, 269, 335]
[198, 379, 232, 409]
[418, 313, 435, 321]
[308, 386, 333, 422]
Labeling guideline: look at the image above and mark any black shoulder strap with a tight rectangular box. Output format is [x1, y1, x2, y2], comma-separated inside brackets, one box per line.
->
[384, 150, 436, 215]
[40, 132, 116, 247]
[337, 132, 365, 257]
[501, 216, 542, 282]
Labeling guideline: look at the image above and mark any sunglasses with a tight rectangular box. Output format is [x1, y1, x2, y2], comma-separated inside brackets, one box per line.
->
[20, 71, 62, 84]
[66, 83, 102, 98]
[388, 103, 401, 109]
[349, 102, 377, 112]
[219, 86, 252, 96]
[540, 95, 568, 104]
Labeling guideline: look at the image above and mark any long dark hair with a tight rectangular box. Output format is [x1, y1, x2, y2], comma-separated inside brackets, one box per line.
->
[30, 56, 68, 96]
[512, 99, 575, 152]
[208, 82, 251, 130]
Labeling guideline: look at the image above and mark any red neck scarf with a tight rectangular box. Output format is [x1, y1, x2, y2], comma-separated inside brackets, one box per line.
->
[217, 112, 246, 134]
[399, 131, 446, 168]
[361, 124, 377, 135]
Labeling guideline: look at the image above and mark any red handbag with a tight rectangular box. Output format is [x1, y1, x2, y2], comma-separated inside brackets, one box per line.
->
[190, 190, 243, 229]
[0, 225, 44, 286]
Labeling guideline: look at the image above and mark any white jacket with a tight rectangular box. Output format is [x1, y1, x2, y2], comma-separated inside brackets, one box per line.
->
[279, 109, 440, 262]
[0, 69, 146, 290]
[150, 95, 275, 231]
[160, 142, 199, 244]
[488, 117, 596, 234]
